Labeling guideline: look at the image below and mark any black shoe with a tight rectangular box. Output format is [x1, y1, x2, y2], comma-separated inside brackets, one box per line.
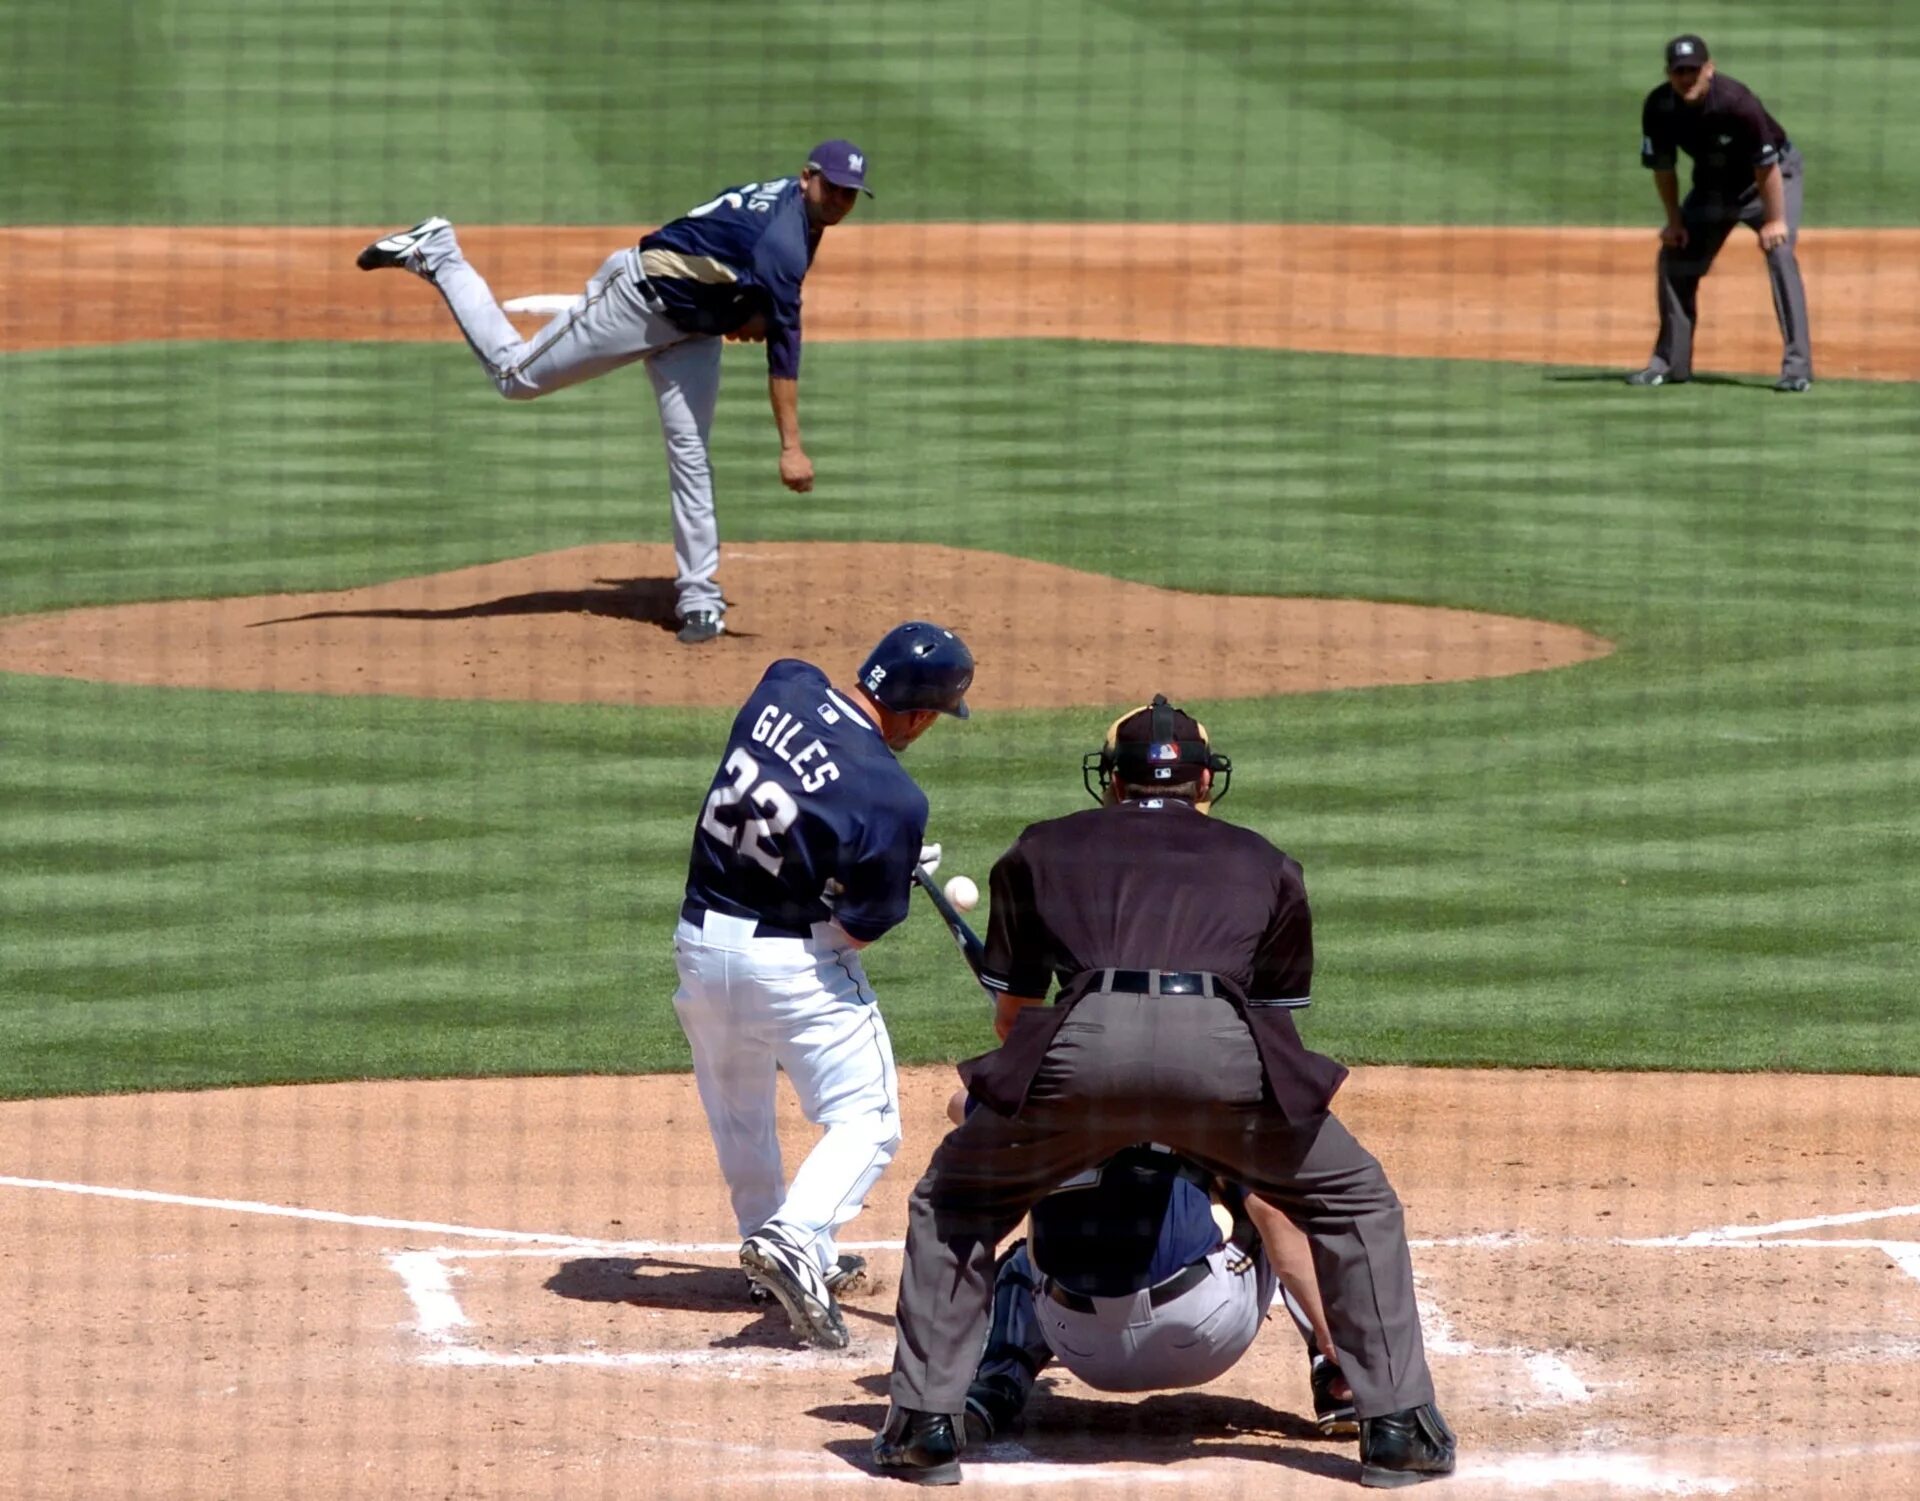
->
[676, 610, 725, 645]
[739, 1230, 848, 1350]
[872, 1405, 962, 1485]
[1625, 367, 1688, 387]
[1311, 1353, 1359, 1439]
[825, 1252, 870, 1296]
[961, 1372, 1026, 1446]
[748, 1251, 868, 1306]
[1774, 375, 1812, 392]
[1358, 1403, 1456, 1488]
[355, 216, 450, 272]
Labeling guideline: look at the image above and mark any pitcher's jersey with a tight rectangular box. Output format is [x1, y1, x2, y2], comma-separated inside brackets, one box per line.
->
[639, 177, 818, 379]
[683, 660, 927, 943]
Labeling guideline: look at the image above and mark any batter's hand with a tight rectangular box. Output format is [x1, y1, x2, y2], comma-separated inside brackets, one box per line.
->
[1758, 219, 1789, 252]
[780, 448, 815, 493]
[1659, 222, 1689, 250]
[916, 842, 942, 880]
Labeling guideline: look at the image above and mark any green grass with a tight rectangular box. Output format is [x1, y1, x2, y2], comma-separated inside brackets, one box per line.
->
[2, 339, 1916, 1097]
[3, 0, 1918, 225]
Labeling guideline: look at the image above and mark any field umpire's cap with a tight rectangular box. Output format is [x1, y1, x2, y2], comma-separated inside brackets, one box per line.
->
[1084, 694, 1232, 808]
[858, 621, 973, 718]
[1665, 34, 1709, 68]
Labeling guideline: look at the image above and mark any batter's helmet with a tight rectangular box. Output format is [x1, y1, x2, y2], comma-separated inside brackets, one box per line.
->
[858, 621, 974, 719]
[1083, 694, 1232, 809]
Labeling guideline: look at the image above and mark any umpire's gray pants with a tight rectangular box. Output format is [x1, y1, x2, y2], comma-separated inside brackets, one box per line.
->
[414, 229, 724, 621]
[888, 993, 1435, 1422]
[1650, 148, 1812, 382]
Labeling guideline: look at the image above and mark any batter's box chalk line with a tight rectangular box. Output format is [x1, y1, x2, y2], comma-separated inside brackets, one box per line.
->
[1621, 1202, 1920, 1286]
[388, 1243, 902, 1370]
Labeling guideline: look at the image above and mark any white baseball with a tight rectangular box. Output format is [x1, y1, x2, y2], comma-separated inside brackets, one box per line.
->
[944, 875, 980, 912]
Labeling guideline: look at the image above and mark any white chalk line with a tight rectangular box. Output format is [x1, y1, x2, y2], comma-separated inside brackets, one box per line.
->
[1419, 1280, 1593, 1407]
[0, 1172, 894, 1255]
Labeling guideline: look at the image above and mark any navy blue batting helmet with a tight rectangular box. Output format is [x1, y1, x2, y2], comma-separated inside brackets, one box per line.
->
[857, 621, 973, 719]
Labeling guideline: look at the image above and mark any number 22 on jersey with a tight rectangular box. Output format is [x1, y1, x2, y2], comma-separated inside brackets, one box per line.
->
[700, 749, 798, 876]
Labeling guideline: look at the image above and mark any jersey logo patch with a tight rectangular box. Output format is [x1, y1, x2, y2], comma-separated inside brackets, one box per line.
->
[817, 702, 841, 725]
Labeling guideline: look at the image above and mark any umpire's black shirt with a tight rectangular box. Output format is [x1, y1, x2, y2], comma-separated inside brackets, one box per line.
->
[963, 798, 1346, 1121]
[1641, 73, 1791, 199]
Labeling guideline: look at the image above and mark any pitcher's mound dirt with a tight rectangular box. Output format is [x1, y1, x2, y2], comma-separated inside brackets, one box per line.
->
[0, 542, 1610, 707]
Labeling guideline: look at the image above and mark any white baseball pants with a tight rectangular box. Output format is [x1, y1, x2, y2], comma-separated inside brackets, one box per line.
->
[413, 228, 725, 620]
[671, 910, 903, 1277]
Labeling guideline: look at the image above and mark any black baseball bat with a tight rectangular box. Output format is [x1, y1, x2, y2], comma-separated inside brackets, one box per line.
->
[912, 864, 989, 988]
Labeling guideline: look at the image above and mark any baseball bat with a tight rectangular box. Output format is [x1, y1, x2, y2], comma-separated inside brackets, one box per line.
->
[912, 865, 989, 988]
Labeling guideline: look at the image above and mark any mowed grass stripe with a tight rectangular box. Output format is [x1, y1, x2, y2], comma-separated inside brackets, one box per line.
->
[6, 0, 1918, 223]
[2, 338, 1916, 1094]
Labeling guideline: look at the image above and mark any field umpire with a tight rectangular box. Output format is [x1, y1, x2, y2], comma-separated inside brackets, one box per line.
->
[872, 697, 1455, 1489]
[1631, 34, 1813, 391]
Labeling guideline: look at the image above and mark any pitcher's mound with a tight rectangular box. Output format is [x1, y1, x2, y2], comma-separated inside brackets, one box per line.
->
[0, 542, 1610, 708]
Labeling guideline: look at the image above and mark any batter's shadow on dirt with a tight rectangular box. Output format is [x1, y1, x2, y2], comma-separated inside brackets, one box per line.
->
[545, 1255, 893, 1349]
[251, 577, 751, 637]
[813, 1387, 1350, 1483]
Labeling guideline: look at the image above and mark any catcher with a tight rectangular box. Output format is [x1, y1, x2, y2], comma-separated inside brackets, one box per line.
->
[946, 1086, 1357, 1446]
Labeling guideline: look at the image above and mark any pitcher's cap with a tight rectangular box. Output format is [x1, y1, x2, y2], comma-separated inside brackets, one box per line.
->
[807, 139, 873, 197]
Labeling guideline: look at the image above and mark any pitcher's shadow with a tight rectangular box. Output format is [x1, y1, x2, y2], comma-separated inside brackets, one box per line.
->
[251, 576, 744, 636]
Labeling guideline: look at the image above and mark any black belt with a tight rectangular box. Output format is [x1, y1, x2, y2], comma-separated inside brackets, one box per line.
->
[680, 898, 814, 941]
[1043, 1257, 1212, 1315]
[1093, 968, 1220, 998]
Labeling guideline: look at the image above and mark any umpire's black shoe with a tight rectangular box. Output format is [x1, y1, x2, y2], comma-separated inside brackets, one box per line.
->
[1311, 1353, 1359, 1439]
[1625, 366, 1688, 387]
[1358, 1403, 1456, 1488]
[872, 1405, 962, 1486]
[1774, 375, 1812, 392]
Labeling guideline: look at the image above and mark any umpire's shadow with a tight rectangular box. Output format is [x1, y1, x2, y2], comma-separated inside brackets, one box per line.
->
[546, 1255, 893, 1349]
[1545, 369, 1774, 388]
[811, 1386, 1351, 1484]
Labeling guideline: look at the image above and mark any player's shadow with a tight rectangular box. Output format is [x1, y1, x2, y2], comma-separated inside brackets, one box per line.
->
[545, 1255, 893, 1348]
[546, 1255, 746, 1313]
[811, 1386, 1349, 1484]
[1546, 369, 1774, 389]
[250, 576, 735, 636]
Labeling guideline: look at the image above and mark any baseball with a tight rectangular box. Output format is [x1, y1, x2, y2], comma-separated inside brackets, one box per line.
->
[944, 874, 980, 912]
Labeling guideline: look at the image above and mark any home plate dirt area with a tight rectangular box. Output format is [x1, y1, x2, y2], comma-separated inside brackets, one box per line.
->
[2, 1066, 1917, 1499]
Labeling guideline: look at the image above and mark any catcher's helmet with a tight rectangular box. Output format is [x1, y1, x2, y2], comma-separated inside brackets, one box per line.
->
[857, 621, 974, 719]
[1083, 694, 1231, 809]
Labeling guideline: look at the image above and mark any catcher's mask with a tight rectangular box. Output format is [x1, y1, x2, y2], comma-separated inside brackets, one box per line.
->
[1083, 694, 1232, 812]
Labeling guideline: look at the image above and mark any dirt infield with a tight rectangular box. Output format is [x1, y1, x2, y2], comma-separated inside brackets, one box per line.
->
[3, 224, 1919, 378]
[0, 542, 1611, 708]
[2, 1064, 1916, 1499]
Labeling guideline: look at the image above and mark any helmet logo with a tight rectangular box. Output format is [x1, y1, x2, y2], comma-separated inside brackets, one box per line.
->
[866, 664, 887, 689]
[1150, 742, 1178, 761]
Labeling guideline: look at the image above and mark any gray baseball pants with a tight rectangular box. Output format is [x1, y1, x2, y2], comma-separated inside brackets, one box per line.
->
[888, 992, 1435, 1422]
[412, 228, 725, 621]
[976, 1238, 1277, 1404]
[1650, 148, 1812, 383]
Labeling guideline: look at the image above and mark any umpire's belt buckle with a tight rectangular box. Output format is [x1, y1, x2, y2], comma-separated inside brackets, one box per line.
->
[1098, 968, 1217, 998]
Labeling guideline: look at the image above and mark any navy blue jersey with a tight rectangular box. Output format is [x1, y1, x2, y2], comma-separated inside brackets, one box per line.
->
[684, 660, 927, 943]
[1028, 1145, 1224, 1297]
[639, 177, 819, 380]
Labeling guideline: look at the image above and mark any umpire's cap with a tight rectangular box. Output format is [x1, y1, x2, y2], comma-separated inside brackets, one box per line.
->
[1084, 694, 1232, 807]
[1665, 34, 1709, 68]
[858, 621, 973, 719]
